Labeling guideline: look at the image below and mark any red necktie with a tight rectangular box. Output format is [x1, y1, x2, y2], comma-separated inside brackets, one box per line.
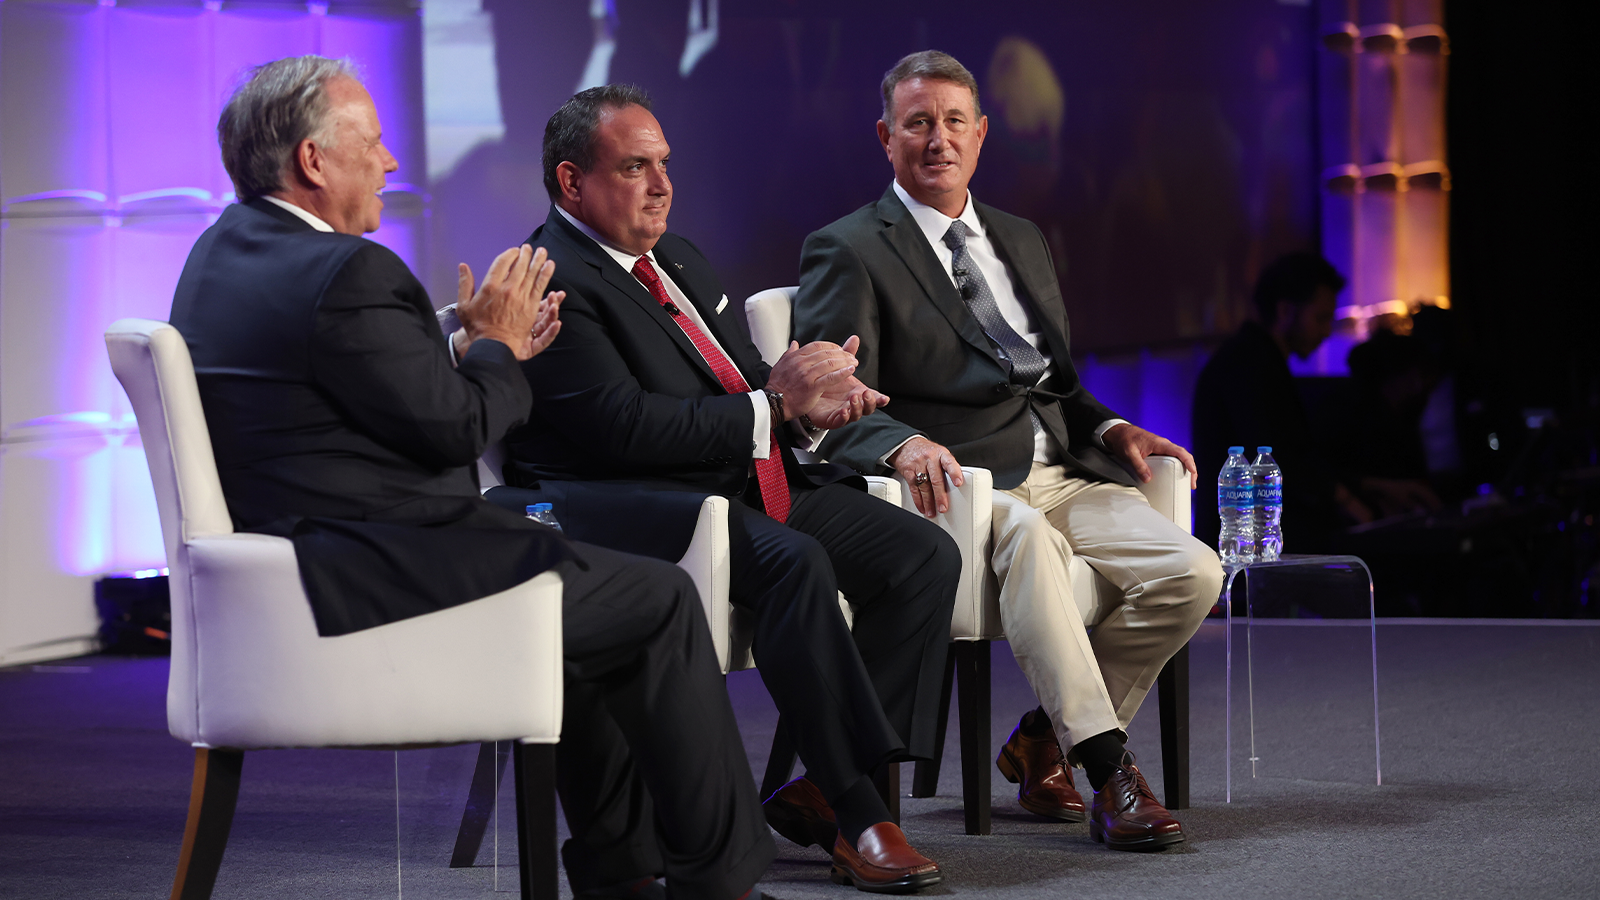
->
[632, 256, 791, 524]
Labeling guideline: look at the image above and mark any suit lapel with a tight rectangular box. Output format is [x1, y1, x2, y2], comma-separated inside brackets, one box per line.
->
[979, 203, 1069, 345]
[876, 188, 1004, 368]
[650, 243, 763, 386]
[544, 209, 721, 387]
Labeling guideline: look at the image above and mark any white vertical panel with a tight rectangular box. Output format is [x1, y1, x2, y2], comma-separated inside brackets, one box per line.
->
[107, 7, 216, 201]
[0, 2, 110, 202]
[0, 218, 117, 426]
[0, 443, 105, 666]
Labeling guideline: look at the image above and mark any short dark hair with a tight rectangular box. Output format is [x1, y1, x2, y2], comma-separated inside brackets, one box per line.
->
[880, 50, 982, 128]
[218, 55, 357, 202]
[1252, 252, 1346, 324]
[542, 84, 653, 200]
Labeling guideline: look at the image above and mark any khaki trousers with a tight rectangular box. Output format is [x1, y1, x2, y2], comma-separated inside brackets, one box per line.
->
[992, 462, 1224, 753]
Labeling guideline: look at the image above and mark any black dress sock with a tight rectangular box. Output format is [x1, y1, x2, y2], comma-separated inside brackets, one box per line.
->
[828, 773, 892, 848]
[1073, 730, 1127, 792]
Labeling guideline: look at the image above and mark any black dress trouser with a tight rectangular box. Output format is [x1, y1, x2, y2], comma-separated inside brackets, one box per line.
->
[732, 482, 960, 801]
[555, 541, 774, 900]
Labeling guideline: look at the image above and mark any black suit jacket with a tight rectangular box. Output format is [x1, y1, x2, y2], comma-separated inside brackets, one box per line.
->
[794, 186, 1132, 491]
[501, 206, 858, 558]
[170, 198, 568, 635]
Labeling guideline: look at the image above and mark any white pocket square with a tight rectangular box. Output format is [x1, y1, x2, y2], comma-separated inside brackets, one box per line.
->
[715, 294, 729, 314]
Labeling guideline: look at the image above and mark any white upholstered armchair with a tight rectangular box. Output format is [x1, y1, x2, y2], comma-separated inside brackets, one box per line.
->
[106, 319, 566, 900]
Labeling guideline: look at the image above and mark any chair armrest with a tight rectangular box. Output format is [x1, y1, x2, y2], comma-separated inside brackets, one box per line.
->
[889, 467, 998, 638]
[177, 533, 563, 749]
[1136, 455, 1191, 534]
[674, 495, 734, 671]
[863, 475, 902, 507]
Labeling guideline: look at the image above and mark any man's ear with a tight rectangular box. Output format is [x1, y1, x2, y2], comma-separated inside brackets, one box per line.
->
[294, 138, 329, 189]
[876, 119, 892, 156]
[556, 160, 584, 204]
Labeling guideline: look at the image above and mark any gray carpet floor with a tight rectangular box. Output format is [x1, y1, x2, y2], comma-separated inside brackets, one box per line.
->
[2, 619, 1598, 899]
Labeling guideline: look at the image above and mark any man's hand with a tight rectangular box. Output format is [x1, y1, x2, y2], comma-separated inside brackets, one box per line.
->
[453, 244, 566, 362]
[888, 436, 966, 517]
[1102, 422, 1198, 489]
[764, 335, 865, 420]
[806, 374, 890, 430]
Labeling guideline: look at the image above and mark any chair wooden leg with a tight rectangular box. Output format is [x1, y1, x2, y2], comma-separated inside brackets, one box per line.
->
[871, 762, 901, 824]
[954, 640, 992, 835]
[759, 715, 799, 801]
[911, 647, 956, 798]
[513, 742, 559, 900]
[1157, 643, 1191, 810]
[451, 741, 511, 867]
[169, 747, 244, 900]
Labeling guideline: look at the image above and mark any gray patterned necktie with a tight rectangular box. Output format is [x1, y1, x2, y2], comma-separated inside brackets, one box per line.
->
[943, 221, 1047, 387]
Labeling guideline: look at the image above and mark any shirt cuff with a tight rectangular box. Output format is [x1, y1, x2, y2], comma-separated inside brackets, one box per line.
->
[749, 391, 771, 459]
[788, 418, 827, 452]
[1093, 418, 1129, 448]
[877, 434, 922, 471]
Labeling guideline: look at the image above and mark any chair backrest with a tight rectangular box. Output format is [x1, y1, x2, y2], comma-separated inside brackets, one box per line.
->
[744, 286, 798, 366]
[105, 319, 235, 569]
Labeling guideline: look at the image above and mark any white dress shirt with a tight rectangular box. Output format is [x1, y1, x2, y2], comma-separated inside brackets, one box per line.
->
[262, 194, 334, 232]
[888, 182, 1124, 466]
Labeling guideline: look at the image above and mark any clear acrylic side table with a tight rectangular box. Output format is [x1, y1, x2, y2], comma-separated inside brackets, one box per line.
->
[1222, 554, 1381, 801]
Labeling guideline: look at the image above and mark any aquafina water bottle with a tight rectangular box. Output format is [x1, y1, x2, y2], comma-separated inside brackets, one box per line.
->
[1217, 446, 1256, 565]
[525, 502, 563, 533]
[1252, 447, 1283, 561]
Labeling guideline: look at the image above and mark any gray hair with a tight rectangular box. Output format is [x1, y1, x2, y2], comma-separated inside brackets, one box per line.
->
[542, 84, 654, 200]
[218, 55, 359, 201]
[880, 50, 982, 128]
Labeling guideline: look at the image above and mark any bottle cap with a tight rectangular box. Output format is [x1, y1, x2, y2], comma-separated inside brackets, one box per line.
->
[526, 503, 552, 514]
[1228, 446, 1244, 455]
[1257, 446, 1272, 454]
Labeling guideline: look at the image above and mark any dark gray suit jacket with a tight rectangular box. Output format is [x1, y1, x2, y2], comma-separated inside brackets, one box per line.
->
[794, 186, 1132, 490]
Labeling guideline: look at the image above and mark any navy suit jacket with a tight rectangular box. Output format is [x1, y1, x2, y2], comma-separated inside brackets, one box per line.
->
[170, 198, 568, 635]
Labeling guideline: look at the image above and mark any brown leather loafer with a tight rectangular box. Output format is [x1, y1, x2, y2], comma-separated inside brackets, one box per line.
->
[996, 713, 1087, 822]
[762, 776, 838, 849]
[830, 822, 942, 894]
[1089, 752, 1185, 851]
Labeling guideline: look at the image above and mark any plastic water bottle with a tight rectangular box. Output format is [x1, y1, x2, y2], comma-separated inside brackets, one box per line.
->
[1252, 447, 1283, 561]
[1217, 446, 1256, 565]
[525, 503, 563, 533]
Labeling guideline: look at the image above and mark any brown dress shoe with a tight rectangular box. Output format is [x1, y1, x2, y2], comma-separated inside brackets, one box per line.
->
[1089, 752, 1185, 851]
[762, 777, 838, 849]
[995, 713, 1087, 822]
[829, 822, 942, 894]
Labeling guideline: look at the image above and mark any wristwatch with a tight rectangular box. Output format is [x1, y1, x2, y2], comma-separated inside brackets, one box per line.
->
[763, 388, 785, 424]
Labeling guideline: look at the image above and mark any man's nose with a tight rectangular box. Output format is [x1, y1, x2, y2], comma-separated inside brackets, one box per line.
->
[381, 142, 399, 173]
[648, 167, 671, 196]
[928, 124, 949, 149]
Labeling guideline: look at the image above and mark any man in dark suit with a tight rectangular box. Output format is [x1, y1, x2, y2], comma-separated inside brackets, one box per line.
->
[502, 85, 958, 893]
[794, 51, 1223, 852]
[170, 57, 773, 900]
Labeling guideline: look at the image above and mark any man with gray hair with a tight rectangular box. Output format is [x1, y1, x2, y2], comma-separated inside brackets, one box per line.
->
[794, 50, 1224, 852]
[170, 56, 775, 900]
